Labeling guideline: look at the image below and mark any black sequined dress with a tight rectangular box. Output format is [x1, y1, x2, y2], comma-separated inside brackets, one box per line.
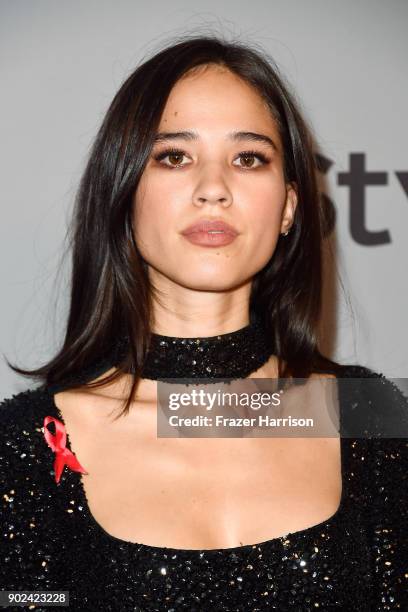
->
[1, 364, 407, 611]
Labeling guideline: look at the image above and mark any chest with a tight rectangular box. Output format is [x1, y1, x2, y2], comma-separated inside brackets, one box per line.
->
[58, 395, 342, 549]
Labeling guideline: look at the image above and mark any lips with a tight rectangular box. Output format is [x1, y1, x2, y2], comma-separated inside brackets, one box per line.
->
[181, 219, 239, 237]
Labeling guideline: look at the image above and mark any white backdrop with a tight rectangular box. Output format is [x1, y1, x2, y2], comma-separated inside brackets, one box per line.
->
[1, 0, 407, 399]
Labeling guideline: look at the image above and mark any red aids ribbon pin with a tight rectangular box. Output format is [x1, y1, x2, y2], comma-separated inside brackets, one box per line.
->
[43, 416, 89, 484]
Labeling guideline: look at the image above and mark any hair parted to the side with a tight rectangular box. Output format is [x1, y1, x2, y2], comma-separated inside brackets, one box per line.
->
[7, 33, 346, 417]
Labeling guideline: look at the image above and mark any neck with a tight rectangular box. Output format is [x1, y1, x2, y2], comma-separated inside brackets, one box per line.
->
[146, 278, 252, 339]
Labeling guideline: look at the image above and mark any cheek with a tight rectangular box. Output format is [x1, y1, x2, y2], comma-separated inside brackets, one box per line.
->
[239, 183, 286, 266]
[133, 175, 165, 234]
[132, 177, 184, 262]
[243, 181, 286, 236]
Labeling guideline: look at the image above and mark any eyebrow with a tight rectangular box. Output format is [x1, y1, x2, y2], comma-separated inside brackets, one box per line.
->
[153, 130, 279, 153]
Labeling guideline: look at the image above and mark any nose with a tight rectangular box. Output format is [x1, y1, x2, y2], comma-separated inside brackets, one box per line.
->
[193, 194, 231, 206]
[192, 168, 233, 208]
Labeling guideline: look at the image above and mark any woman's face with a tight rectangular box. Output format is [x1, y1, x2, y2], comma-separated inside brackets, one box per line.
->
[133, 64, 297, 292]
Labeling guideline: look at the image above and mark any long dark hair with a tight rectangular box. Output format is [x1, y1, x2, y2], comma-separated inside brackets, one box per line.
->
[7, 33, 346, 416]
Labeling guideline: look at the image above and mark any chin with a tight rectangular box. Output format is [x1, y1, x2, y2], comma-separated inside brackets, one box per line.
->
[173, 273, 243, 292]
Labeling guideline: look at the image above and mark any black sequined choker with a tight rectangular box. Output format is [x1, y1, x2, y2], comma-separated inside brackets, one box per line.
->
[137, 317, 273, 382]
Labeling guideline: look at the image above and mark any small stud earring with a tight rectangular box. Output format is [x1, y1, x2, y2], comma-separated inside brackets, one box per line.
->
[282, 230, 290, 236]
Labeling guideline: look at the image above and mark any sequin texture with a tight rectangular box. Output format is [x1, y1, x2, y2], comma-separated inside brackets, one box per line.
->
[117, 317, 274, 382]
[1, 365, 407, 611]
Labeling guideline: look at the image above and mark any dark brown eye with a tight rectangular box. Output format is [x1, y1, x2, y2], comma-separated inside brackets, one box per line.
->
[233, 150, 270, 169]
[167, 153, 185, 166]
[241, 155, 256, 167]
[153, 147, 189, 168]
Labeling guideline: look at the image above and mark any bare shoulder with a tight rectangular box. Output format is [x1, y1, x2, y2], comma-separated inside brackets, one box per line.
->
[54, 367, 130, 403]
[309, 373, 336, 380]
[52, 367, 157, 428]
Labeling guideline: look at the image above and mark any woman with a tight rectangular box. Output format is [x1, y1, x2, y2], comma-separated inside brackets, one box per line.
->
[1, 35, 407, 611]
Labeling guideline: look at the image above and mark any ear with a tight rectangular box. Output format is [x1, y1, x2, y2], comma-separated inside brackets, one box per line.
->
[280, 182, 298, 234]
